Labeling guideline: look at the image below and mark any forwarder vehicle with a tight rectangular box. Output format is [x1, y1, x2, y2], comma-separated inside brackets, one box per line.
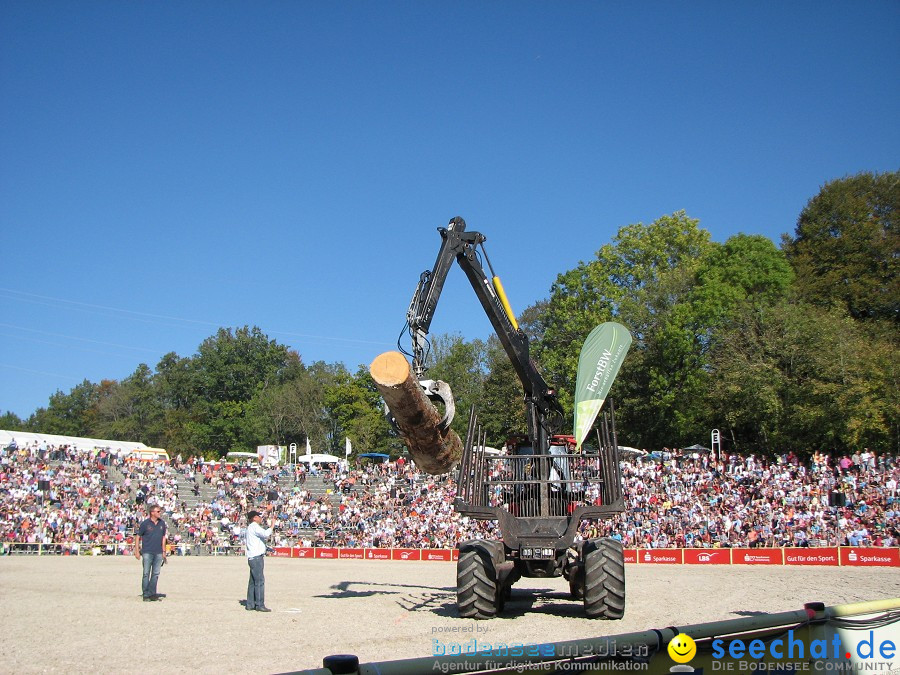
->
[395, 216, 626, 619]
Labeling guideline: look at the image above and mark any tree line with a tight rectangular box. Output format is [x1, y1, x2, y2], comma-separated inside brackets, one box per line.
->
[2, 171, 897, 459]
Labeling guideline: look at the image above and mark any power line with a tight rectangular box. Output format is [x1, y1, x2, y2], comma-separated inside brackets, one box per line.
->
[0, 287, 394, 348]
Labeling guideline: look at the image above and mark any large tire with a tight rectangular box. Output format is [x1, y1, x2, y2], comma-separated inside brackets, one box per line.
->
[583, 538, 625, 619]
[457, 548, 499, 619]
[569, 573, 584, 600]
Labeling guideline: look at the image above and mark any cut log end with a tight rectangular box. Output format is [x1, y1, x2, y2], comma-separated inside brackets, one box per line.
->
[369, 350, 463, 475]
[370, 351, 413, 386]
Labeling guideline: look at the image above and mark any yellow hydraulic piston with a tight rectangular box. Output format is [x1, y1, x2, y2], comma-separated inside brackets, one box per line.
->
[492, 275, 519, 331]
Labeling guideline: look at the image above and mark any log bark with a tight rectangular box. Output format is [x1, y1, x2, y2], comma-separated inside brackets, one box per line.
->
[369, 351, 462, 475]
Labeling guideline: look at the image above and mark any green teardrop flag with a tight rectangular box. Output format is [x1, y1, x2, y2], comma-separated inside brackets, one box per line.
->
[573, 322, 632, 450]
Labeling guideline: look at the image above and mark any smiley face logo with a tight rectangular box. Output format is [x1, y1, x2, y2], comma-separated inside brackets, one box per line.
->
[667, 633, 697, 663]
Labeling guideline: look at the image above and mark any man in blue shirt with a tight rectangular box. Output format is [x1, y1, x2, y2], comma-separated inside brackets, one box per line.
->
[245, 510, 273, 612]
[134, 504, 168, 602]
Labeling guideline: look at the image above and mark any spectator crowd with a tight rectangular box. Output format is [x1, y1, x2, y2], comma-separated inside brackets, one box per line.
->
[1, 437, 897, 554]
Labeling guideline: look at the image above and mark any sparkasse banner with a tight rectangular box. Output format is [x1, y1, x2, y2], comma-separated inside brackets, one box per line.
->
[641, 549, 683, 564]
[841, 547, 900, 566]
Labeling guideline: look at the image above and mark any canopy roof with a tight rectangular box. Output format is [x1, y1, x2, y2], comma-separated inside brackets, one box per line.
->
[1, 429, 148, 455]
[297, 453, 342, 464]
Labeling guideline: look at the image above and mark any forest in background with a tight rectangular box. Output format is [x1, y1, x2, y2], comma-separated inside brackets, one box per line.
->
[2, 171, 897, 459]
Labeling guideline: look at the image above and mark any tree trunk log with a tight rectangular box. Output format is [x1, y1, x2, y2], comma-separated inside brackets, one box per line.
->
[369, 351, 462, 475]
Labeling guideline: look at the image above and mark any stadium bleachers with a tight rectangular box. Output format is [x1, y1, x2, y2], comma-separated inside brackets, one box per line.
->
[1, 440, 897, 555]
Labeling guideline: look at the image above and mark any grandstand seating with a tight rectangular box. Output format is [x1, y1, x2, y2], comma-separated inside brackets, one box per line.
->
[1, 440, 897, 554]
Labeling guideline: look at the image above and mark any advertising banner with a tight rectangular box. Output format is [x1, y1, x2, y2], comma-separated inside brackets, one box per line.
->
[573, 323, 632, 450]
[732, 548, 783, 565]
[784, 547, 839, 566]
[315, 547, 338, 559]
[365, 548, 391, 560]
[840, 547, 900, 567]
[422, 549, 452, 562]
[391, 548, 421, 561]
[252, 546, 900, 566]
[256, 444, 284, 466]
[338, 548, 365, 559]
[683, 548, 731, 565]
[640, 549, 683, 564]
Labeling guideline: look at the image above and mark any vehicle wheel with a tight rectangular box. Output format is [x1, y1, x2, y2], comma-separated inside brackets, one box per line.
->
[583, 538, 625, 619]
[569, 569, 584, 600]
[497, 583, 512, 612]
[457, 548, 499, 619]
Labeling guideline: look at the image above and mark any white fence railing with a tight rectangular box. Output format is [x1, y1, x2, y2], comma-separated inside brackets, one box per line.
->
[0, 542, 249, 557]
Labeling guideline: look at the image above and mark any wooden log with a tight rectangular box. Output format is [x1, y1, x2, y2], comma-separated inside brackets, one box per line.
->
[369, 351, 463, 475]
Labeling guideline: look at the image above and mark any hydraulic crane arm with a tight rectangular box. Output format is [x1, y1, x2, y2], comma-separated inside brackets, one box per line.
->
[402, 217, 563, 447]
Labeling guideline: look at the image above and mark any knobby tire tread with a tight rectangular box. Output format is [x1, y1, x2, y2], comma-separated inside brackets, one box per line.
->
[457, 549, 498, 619]
[583, 537, 626, 619]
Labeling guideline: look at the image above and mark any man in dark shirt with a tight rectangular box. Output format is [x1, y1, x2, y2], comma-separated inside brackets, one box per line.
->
[134, 504, 168, 601]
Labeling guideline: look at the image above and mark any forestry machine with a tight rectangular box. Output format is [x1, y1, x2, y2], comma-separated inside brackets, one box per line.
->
[399, 216, 626, 619]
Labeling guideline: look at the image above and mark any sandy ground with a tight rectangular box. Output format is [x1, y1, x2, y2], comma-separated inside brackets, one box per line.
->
[0, 555, 898, 674]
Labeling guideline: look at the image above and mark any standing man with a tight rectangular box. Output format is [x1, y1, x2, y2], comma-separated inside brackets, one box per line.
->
[134, 504, 167, 602]
[245, 510, 273, 612]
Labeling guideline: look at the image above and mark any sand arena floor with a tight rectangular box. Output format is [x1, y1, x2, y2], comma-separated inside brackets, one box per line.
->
[1, 556, 898, 673]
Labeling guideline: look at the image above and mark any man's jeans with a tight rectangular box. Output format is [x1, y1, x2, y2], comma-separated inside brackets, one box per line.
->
[141, 552, 163, 598]
[247, 555, 265, 609]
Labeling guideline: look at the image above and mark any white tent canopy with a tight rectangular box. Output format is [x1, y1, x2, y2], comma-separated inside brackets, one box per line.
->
[296, 453, 342, 464]
[618, 446, 647, 458]
[0, 429, 149, 456]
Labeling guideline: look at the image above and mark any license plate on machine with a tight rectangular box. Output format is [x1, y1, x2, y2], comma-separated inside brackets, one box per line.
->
[520, 546, 555, 560]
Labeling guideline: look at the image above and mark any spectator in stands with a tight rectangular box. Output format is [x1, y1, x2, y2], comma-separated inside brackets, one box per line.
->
[2, 439, 898, 555]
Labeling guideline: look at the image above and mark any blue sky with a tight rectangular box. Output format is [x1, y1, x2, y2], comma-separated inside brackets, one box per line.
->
[1, 2, 898, 419]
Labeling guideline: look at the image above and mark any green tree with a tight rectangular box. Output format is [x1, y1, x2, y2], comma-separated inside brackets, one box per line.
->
[324, 365, 395, 457]
[193, 326, 292, 403]
[537, 212, 715, 447]
[783, 171, 899, 321]
[155, 351, 198, 412]
[0, 410, 24, 430]
[154, 351, 200, 454]
[477, 303, 550, 443]
[694, 234, 795, 320]
[479, 334, 527, 442]
[96, 364, 164, 444]
[708, 302, 899, 455]
[188, 326, 294, 455]
[247, 360, 331, 455]
[28, 379, 101, 436]
[425, 333, 487, 440]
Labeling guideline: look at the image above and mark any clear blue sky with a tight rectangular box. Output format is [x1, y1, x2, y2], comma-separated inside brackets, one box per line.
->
[1, 2, 898, 419]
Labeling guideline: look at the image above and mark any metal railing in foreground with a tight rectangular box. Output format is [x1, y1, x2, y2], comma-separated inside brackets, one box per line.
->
[295, 598, 900, 675]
